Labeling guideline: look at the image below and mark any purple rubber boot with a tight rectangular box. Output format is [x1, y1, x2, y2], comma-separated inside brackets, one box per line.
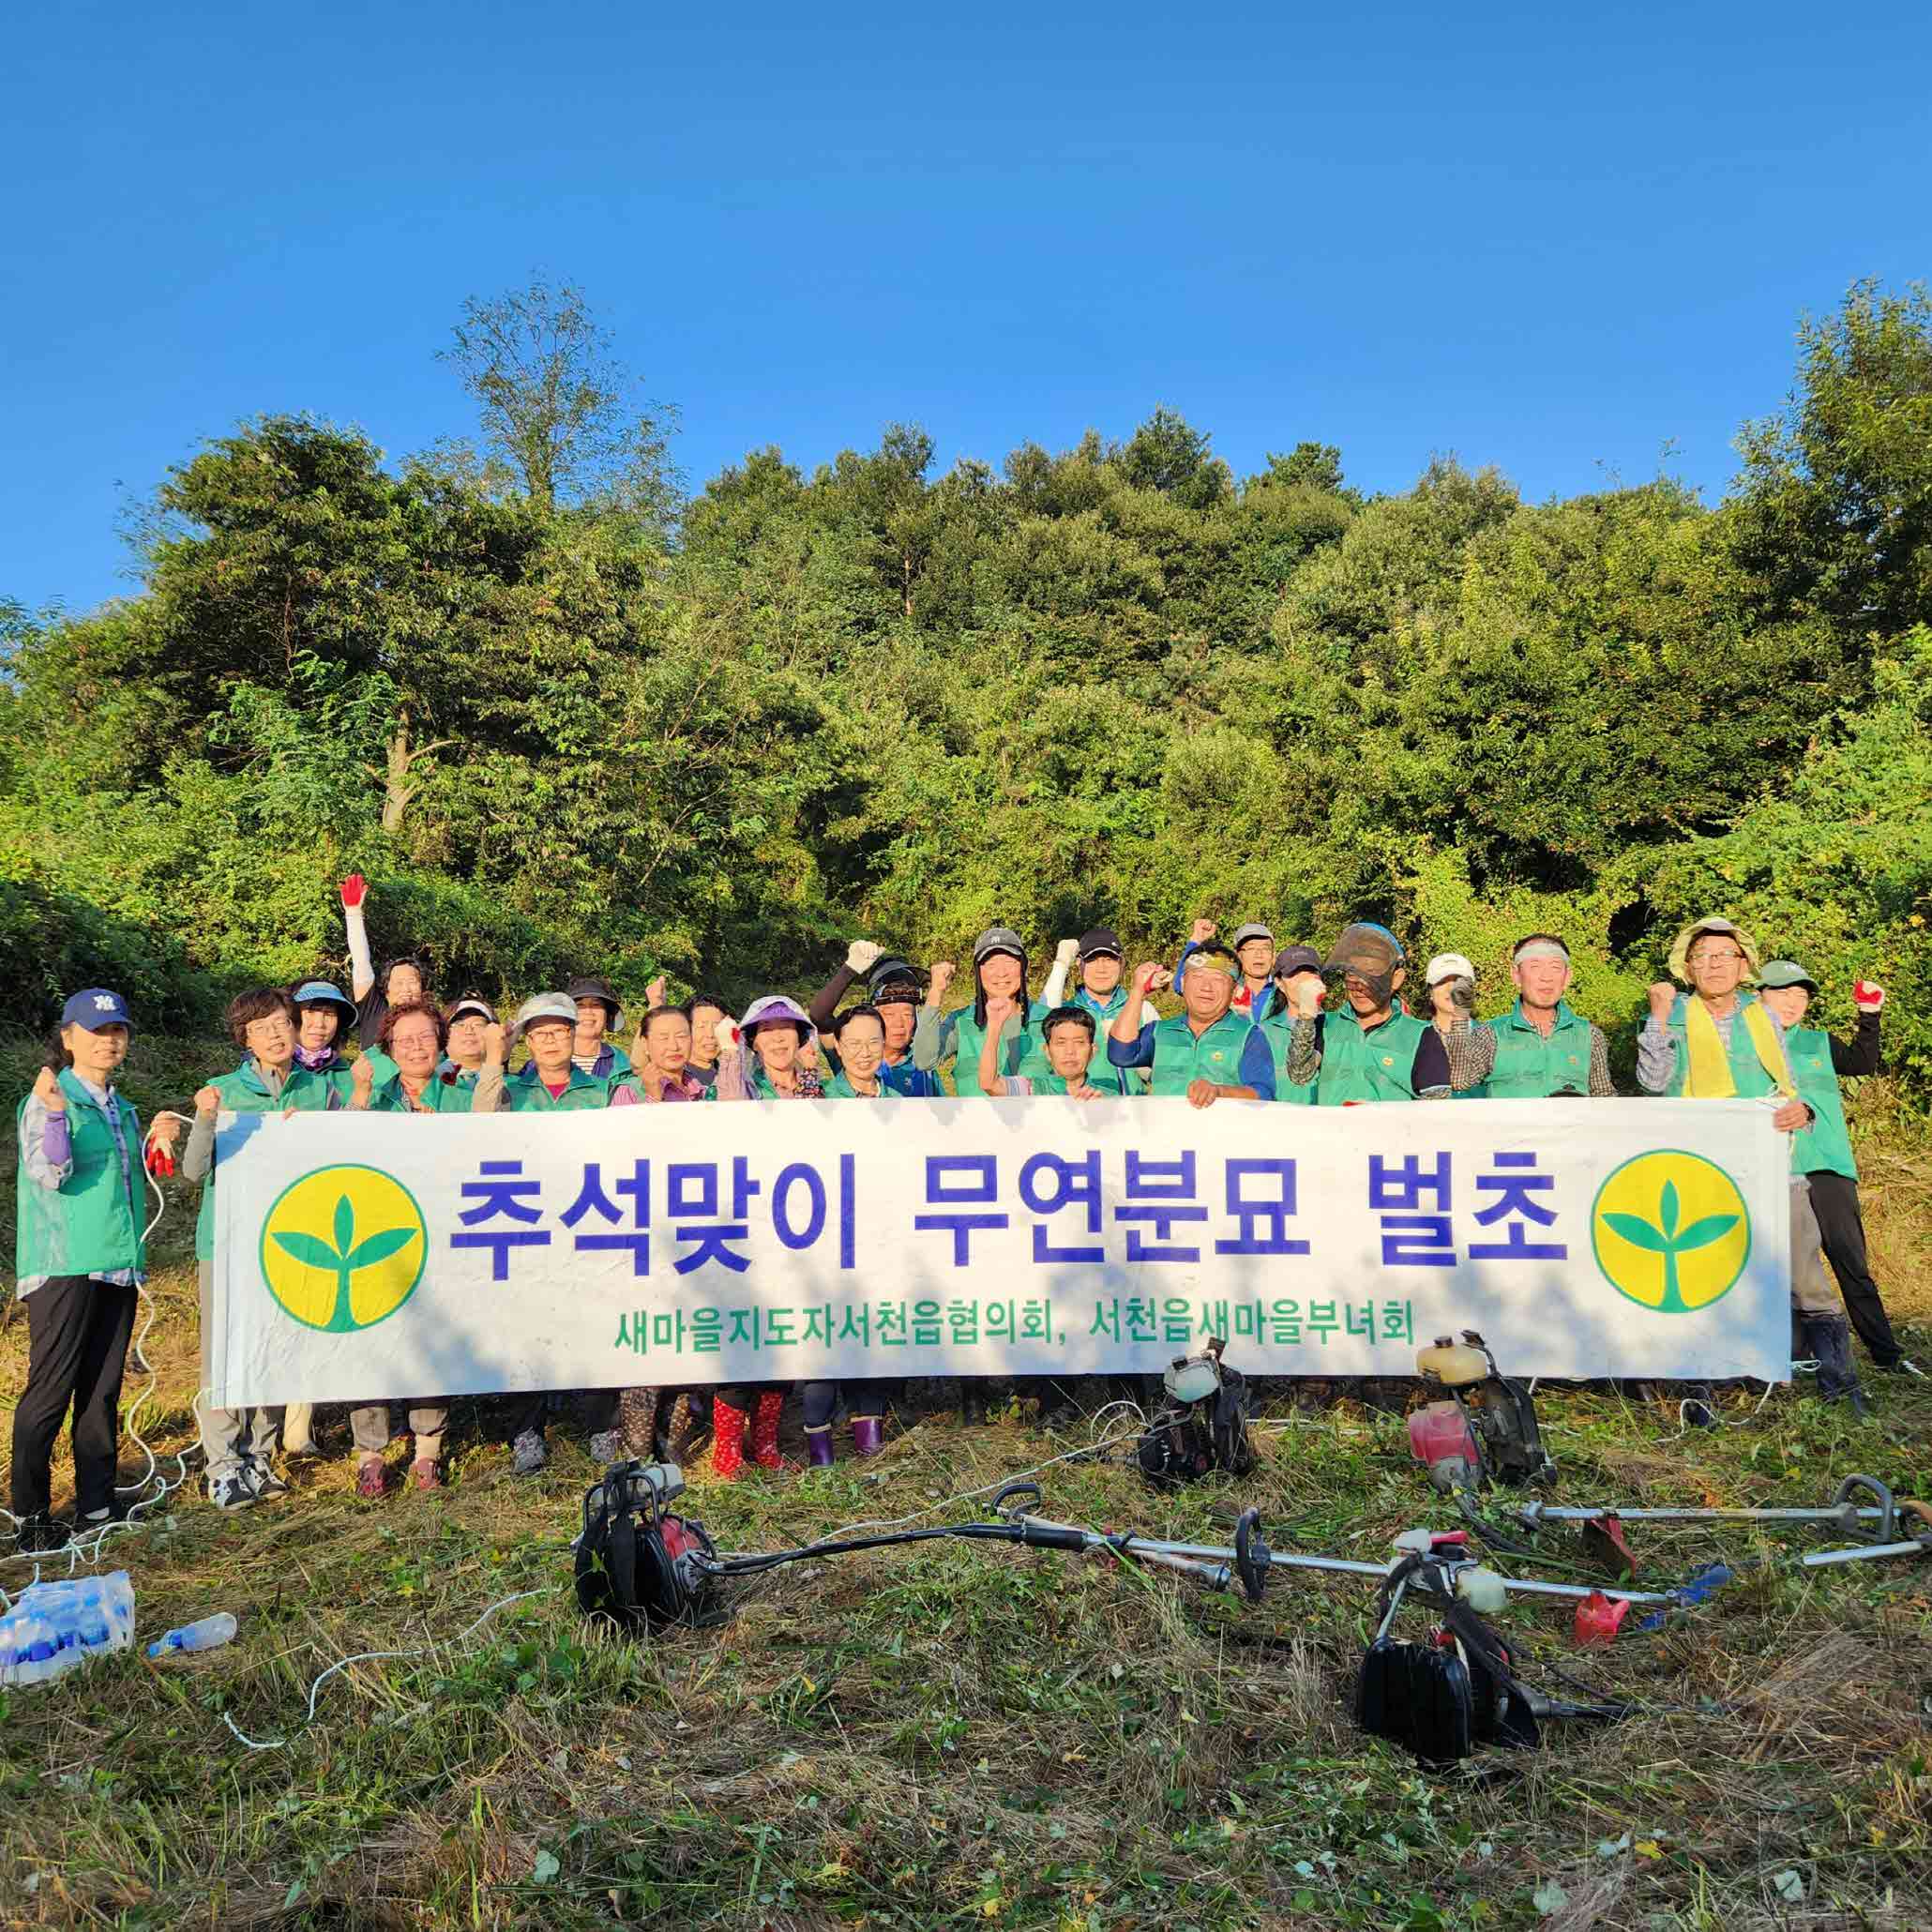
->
[806, 1425, 836, 1469]
[852, 1416, 883, 1457]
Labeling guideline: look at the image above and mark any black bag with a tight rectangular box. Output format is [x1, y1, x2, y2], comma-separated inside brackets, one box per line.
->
[1138, 1340, 1255, 1488]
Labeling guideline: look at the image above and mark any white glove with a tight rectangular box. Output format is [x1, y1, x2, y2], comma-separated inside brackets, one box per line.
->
[845, 940, 884, 974]
[1054, 938, 1079, 966]
[715, 1016, 743, 1054]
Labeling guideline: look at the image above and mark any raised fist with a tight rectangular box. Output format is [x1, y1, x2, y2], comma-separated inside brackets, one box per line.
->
[32, 1066, 65, 1110]
[340, 874, 368, 910]
[1647, 982, 1677, 1025]
[644, 975, 668, 1008]
[1054, 938, 1079, 967]
[482, 1022, 507, 1064]
[1291, 976, 1323, 1020]
[194, 1084, 222, 1117]
[352, 1055, 376, 1098]
[1190, 918, 1216, 945]
[1854, 980, 1886, 1014]
[845, 940, 884, 974]
[928, 961, 958, 999]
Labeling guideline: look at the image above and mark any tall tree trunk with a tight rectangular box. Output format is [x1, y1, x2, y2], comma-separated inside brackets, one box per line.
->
[383, 712, 415, 834]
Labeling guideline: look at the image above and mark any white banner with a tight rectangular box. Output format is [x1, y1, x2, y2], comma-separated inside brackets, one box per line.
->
[206, 1097, 1794, 1406]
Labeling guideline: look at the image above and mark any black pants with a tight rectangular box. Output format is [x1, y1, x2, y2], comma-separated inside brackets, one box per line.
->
[1806, 1170, 1902, 1365]
[9, 1275, 138, 1520]
[508, 1389, 620, 1441]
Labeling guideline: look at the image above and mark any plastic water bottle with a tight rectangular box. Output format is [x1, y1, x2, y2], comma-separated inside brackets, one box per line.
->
[0, 1571, 138, 1687]
[146, 1612, 237, 1658]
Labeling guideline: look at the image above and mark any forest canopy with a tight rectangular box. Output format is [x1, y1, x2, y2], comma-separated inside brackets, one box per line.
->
[4, 279, 1929, 1093]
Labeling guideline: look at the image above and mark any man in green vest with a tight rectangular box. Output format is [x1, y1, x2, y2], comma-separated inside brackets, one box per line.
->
[1638, 915, 1868, 1416]
[1754, 960, 1911, 1376]
[1107, 942, 1275, 1102]
[1282, 923, 1450, 1102]
[1441, 935, 1617, 1098]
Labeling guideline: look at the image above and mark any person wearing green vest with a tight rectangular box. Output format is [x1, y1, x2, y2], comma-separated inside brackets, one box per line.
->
[912, 927, 1052, 1095]
[505, 993, 645, 1113]
[981, 1004, 1131, 1097]
[566, 974, 637, 1083]
[1283, 923, 1450, 1103]
[1259, 946, 1324, 1103]
[500, 993, 643, 1474]
[1106, 943, 1276, 1102]
[1440, 936, 1617, 1098]
[11, 989, 174, 1552]
[1638, 915, 1867, 1417]
[180, 987, 356, 1508]
[1755, 961, 1909, 1374]
[438, 995, 498, 1092]
[290, 978, 360, 1099]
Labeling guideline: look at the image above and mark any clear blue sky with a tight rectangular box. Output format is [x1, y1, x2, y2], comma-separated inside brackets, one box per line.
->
[5, 1, 1928, 615]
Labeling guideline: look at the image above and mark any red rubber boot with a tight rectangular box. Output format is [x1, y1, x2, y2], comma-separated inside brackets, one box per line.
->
[710, 1398, 748, 1482]
[750, 1390, 789, 1471]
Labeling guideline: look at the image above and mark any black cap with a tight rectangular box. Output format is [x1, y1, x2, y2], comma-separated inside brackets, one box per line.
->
[1077, 928, 1124, 962]
[566, 974, 623, 1021]
[868, 955, 919, 996]
[1273, 944, 1323, 980]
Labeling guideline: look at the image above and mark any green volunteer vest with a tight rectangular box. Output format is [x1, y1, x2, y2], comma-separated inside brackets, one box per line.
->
[371, 1074, 475, 1114]
[1658, 994, 1785, 1100]
[950, 1008, 1049, 1097]
[1147, 1011, 1254, 1098]
[1315, 1009, 1427, 1105]
[1786, 1025, 1856, 1180]
[506, 1065, 636, 1112]
[195, 1061, 340, 1260]
[1484, 1001, 1595, 1099]
[823, 1071, 898, 1099]
[15, 1071, 147, 1282]
[1259, 1012, 1316, 1105]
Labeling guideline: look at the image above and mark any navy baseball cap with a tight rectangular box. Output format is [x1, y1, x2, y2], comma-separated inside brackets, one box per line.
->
[62, 989, 134, 1033]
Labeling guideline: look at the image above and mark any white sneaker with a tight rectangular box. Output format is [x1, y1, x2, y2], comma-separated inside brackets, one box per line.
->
[206, 1471, 257, 1510]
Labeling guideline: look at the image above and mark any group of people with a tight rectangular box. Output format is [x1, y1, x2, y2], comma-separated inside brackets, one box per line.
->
[8, 879, 1909, 1552]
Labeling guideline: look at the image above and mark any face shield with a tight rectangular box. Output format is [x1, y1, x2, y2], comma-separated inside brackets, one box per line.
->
[1321, 922, 1404, 1008]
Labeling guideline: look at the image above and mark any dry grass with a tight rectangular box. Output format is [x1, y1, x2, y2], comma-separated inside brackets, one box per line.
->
[3, 1056, 1931, 1929]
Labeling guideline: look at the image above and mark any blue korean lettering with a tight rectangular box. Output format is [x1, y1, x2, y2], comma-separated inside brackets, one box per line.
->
[1369, 1152, 1454, 1268]
[1018, 1151, 1105, 1263]
[1114, 1151, 1208, 1263]
[914, 1155, 1009, 1265]
[1215, 1157, 1310, 1257]
[1468, 1150, 1566, 1260]
[560, 1158, 651, 1275]
[450, 1158, 551, 1280]
[669, 1156, 761, 1275]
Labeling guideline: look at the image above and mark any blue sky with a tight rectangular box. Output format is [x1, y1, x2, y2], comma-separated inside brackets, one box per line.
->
[4, 1, 1928, 615]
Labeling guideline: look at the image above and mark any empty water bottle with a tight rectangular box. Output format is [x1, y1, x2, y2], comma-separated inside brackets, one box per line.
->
[146, 1612, 237, 1658]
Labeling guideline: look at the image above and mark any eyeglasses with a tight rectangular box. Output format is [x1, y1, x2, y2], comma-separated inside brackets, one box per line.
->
[1688, 948, 1747, 966]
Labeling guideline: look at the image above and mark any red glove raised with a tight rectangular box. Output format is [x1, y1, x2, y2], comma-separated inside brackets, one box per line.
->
[340, 873, 367, 909]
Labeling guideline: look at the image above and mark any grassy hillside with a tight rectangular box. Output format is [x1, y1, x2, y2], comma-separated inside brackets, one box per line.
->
[3, 1042, 1931, 1929]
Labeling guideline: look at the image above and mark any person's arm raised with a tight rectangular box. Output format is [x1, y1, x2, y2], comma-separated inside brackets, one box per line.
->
[340, 874, 376, 1003]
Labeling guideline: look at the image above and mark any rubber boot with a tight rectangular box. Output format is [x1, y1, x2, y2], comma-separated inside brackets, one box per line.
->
[958, 1380, 989, 1427]
[750, 1390, 788, 1470]
[281, 1402, 318, 1457]
[664, 1391, 708, 1465]
[852, 1415, 883, 1457]
[806, 1425, 836, 1468]
[618, 1385, 661, 1459]
[1804, 1314, 1871, 1417]
[710, 1398, 748, 1481]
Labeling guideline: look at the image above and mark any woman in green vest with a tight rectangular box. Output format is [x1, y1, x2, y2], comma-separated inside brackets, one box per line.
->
[1260, 948, 1324, 1103]
[1282, 924, 1450, 1103]
[911, 927, 1051, 1096]
[1755, 961, 1907, 1373]
[340, 999, 505, 1497]
[11, 989, 174, 1552]
[182, 987, 356, 1508]
[1638, 916, 1867, 1416]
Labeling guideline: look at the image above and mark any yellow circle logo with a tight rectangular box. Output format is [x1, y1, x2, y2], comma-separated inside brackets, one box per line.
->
[259, 1164, 428, 1333]
[1592, 1151, 1750, 1315]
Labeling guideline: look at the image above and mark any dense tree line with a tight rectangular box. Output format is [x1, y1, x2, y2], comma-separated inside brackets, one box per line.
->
[3, 279, 1929, 1093]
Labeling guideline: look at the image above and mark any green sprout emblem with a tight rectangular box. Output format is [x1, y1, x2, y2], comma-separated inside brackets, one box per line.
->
[271, 1192, 417, 1333]
[1600, 1179, 1739, 1313]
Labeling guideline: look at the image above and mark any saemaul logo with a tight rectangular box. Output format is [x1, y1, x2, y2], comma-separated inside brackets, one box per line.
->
[259, 1165, 428, 1333]
[1591, 1151, 1750, 1315]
